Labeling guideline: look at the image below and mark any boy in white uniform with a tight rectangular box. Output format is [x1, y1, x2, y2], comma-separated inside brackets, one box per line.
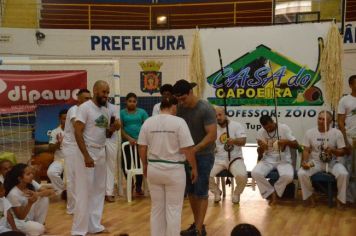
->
[298, 111, 348, 207]
[105, 102, 121, 202]
[138, 96, 197, 236]
[62, 89, 91, 215]
[72, 81, 119, 235]
[209, 106, 247, 204]
[47, 109, 67, 198]
[251, 115, 299, 205]
[151, 84, 173, 116]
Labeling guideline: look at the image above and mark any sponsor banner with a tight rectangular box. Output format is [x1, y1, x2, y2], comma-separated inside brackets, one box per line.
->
[35, 104, 71, 143]
[0, 70, 87, 113]
[200, 23, 330, 142]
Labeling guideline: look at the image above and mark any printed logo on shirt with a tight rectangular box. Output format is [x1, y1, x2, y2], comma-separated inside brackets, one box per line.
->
[95, 115, 109, 128]
[317, 138, 329, 152]
[219, 132, 227, 144]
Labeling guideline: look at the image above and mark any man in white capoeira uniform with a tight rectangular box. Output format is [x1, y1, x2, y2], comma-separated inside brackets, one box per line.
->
[298, 111, 348, 208]
[209, 106, 247, 204]
[62, 89, 91, 215]
[151, 84, 173, 116]
[105, 102, 121, 202]
[72, 80, 120, 235]
[251, 115, 299, 205]
[338, 75, 356, 203]
[47, 109, 67, 198]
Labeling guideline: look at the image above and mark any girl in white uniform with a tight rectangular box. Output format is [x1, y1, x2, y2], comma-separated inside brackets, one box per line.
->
[4, 164, 49, 236]
[138, 96, 198, 236]
[0, 182, 23, 234]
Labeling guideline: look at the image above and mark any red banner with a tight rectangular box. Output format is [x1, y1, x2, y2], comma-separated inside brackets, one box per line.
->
[0, 70, 87, 113]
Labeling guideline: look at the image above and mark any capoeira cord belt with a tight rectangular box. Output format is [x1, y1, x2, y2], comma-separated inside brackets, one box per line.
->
[148, 159, 185, 165]
[228, 157, 243, 171]
[225, 157, 243, 186]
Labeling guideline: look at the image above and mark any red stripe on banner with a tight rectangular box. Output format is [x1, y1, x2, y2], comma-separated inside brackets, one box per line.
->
[0, 70, 87, 112]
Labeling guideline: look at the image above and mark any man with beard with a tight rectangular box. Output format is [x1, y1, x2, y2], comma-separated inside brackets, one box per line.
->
[251, 115, 299, 206]
[298, 111, 347, 208]
[72, 80, 118, 235]
[209, 106, 247, 204]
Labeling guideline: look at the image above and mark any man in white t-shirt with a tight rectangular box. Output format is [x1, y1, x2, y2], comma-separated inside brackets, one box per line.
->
[47, 109, 67, 198]
[338, 75, 356, 203]
[62, 88, 91, 215]
[251, 115, 299, 205]
[151, 84, 173, 116]
[298, 111, 348, 208]
[338, 75, 356, 148]
[138, 96, 197, 236]
[72, 81, 116, 236]
[209, 106, 247, 204]
[105, 102, 121, 202]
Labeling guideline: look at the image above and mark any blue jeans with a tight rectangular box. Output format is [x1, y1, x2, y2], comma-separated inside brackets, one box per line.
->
[186, 153, 214, 198]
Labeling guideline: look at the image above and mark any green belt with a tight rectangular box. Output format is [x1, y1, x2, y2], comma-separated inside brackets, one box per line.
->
[148, 159, 185, 165]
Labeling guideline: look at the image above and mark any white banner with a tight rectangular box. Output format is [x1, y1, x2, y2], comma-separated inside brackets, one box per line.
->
[200, 23, 331, 142]
[0, 23, 352, 143]
[0, 28, 194, 56]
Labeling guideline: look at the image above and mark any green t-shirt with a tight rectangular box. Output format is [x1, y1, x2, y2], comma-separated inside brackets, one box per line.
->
[120, 108, 148, 140]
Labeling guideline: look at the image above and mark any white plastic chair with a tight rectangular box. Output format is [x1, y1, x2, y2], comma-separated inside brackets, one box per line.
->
[121, 141, 145, 202]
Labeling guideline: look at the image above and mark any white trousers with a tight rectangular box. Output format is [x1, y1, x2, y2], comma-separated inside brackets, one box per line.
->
[28, 196, 49, 224]
[105, 141, 118, 196]
[14, 219, 45, 236]
[71, 147, 107, 236]
[209, 159, 247, 196]
[47, 159, 64, 195]
[298, 161, 349, 203]
[13, 197, 48, 236]
[147, 164, 186, 236]
[251, 160, 294, 198]
[345, 137, 356, 203]
[62, 144, 78, 215]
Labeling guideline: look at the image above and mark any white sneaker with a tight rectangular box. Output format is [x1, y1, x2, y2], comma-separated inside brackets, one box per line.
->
[232, 194, 240, 204]
[214, 189, 222, 202]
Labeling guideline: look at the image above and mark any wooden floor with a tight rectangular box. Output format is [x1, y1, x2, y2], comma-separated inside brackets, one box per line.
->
[44, 185, 356, 236]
